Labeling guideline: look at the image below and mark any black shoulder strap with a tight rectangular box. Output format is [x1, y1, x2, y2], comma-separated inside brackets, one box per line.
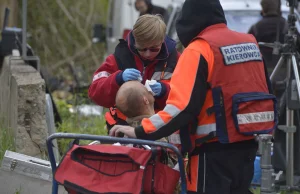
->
[253, 24, 258, 37]
[195, 131, 217, 145]
[276, 16, 281, 43]
[113, 39, 137, 70]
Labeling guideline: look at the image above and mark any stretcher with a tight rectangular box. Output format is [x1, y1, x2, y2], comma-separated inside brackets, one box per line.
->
[47, 133, 187, 194]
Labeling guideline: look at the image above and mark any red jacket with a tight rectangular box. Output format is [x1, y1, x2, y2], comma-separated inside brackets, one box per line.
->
[88, 32, 180, 111]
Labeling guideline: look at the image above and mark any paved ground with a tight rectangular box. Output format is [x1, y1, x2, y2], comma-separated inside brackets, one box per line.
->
[0, 169, 67, 194]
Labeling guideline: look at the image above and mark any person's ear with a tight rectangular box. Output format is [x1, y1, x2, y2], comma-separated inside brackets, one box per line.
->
[143, 96, 150, 105]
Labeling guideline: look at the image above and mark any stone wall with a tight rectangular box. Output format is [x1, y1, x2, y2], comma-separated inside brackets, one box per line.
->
[0, 56, 47, 158]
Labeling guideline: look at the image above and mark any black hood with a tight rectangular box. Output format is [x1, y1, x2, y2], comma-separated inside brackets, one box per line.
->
[135, 0, 152, 10]
[176, 0, 227, 47]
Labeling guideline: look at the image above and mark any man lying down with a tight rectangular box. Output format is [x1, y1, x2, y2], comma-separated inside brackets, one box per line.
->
[115, 81, 181, 193]
[115, 81, 178, 166]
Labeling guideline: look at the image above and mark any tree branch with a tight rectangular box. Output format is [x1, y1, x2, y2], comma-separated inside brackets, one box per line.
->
[52, 43, 92, 69]
[84, 0, 95, 31]
[55, 0, 100, 66]
[55, 0, 75, 22]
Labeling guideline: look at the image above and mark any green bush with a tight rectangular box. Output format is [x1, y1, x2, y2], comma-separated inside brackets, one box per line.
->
[54, 93, 107, 155]
[56, 114, 106, 154]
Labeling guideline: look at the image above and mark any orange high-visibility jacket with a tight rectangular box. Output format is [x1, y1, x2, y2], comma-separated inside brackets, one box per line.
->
[135, 24, 277, 152]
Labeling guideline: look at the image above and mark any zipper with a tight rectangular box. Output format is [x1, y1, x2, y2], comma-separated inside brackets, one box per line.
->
[151, 161, 155, 194]
[220, 94, 223, 107]
[142, 66, 146, 77]
[140, 158, 154, 194]
[137, 57, 146, 81]
[203, 153, 206, 193]
[160, 62, 168, 80]
[187, 155, 192, 182]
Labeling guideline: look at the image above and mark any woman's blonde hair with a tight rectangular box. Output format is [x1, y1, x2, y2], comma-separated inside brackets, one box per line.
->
[133, 14, 166, 48]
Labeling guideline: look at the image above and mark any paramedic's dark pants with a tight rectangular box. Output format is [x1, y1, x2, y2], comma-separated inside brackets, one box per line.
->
[187, 139, 258, 194]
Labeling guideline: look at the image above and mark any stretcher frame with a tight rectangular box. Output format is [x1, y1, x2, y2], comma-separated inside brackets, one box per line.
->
[47, 133, 187, 194]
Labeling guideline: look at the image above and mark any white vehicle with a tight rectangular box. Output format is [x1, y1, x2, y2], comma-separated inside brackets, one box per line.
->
[166, 0, 300, 45]
[220, 0, 300, 33]
[104, 0, 174, 55]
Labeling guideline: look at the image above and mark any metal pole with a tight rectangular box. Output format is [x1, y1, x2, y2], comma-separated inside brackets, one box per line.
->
[45, 94, 60, 161]
[259, 135, 276, 194]
[3, 8, 10, 30]
[22, 0, 27, 58]
[286, 56, 294, 190]
[270, 57, 284, 82]
[286, 108, 294, 188]
[289, 0, 295, 16]
[292, 56, 300, 99]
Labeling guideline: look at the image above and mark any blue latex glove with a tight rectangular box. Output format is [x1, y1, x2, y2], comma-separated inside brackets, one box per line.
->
[122, 68, 141, 82]
[149, 82, 162, 96]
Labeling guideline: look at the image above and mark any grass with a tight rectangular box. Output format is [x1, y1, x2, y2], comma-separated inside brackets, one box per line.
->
[251, 187, 300, 194]
[53, 92, 107, 155]
[56, 114, 107, 154]
[0, 121, 15, 162]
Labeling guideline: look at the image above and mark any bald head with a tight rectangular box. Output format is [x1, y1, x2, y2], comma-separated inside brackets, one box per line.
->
[116, 81, 155, 118]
